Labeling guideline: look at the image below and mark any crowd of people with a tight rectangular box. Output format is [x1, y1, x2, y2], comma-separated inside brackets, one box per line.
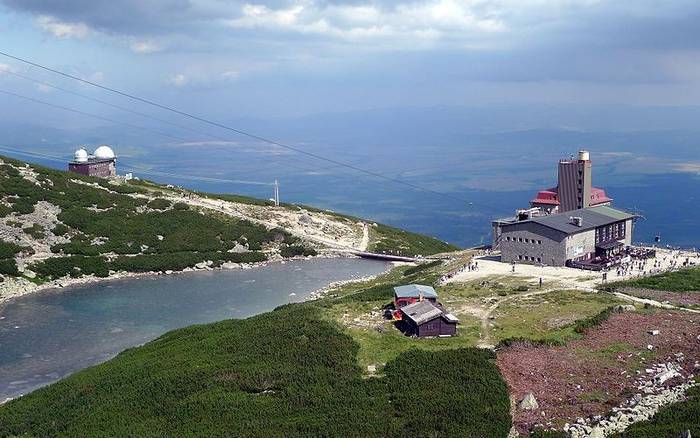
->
[612, 250, 699, 279]
[437, 260, 480, 285]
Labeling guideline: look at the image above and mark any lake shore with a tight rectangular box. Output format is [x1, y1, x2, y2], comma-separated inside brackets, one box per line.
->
[0, 250, 366, 307]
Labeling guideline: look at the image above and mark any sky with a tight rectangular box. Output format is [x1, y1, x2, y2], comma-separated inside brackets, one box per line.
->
[2, 0, 700, 119]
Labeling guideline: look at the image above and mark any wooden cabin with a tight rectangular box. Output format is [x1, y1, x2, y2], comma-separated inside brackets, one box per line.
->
[398, 301, 459, 337]
[393, 284, 438, 308]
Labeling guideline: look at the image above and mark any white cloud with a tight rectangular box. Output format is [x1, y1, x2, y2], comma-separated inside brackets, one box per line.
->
[35, 83, 53, 93]
[221, 70, 240, 80]
[169, 73, 188, 87]
[35, 15, 89, 39]
[0, 63, 17, 74]
[225, 0, 506, 45]
[130, 40, 163, 54]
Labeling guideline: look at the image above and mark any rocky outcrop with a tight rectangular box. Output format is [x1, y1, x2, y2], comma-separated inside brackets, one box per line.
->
[566, 357, 697, 438]
[519, 392, 539, 411]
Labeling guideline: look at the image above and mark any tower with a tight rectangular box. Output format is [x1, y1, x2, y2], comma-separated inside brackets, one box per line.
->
[557, 150, 592, 212]
[274, 180, 280, 207]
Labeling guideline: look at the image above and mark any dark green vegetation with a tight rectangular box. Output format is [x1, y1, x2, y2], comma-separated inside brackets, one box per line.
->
[573, 306, 615, 334]
[611, 386, 700, 438]
[0, 239, 24, 276]
[607, 266, 700, 292]
[369, 222, 459, 256]
[279, 245, 318, 258]
[31, 252, 268, 279]
[0, 304, 511, 438]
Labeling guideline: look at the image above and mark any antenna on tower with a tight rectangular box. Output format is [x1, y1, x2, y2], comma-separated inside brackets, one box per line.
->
[274, 179, 280, 207]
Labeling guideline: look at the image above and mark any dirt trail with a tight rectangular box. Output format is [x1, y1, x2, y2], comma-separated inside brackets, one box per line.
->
[476, 288, 563, 349]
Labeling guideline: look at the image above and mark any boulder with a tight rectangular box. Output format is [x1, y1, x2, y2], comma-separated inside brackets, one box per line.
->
[519, 392, 539, 411]
[655, 369, 681, 384]
[194, 262, 207, 269]
[589, 427, 605, 438]
[229, 243, 249, 253]
[613, 304, 636, 313]
[677, 430, 691, 438]
[648, 330, 660, 336]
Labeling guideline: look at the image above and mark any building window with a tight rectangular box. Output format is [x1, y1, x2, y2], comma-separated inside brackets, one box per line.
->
[537, 240, 542, 245]
[537, 257, 542, 262]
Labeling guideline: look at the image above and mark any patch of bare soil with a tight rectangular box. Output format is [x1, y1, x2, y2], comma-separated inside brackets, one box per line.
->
[496, 310, 700, 435]
[620, 287, 700, 307]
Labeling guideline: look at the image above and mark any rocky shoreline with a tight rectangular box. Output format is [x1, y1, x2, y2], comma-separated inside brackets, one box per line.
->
[305, 260, 403, 302]
[0, 251, 368, 307]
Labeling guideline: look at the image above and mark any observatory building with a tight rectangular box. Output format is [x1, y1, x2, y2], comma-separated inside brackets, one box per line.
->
[530, 150, 612, 214]
[492, 150, 639, 268]
[493, 205, 636, 267]
[68, 146, 117, 178]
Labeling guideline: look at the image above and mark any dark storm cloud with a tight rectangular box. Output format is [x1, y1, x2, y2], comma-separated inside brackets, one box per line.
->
[0, 0, 221, 34]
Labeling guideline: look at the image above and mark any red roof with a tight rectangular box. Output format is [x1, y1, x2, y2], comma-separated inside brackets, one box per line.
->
[590, 187, 612, 205]
[531, 187, 612, 206]
[531, 188, 559, 205]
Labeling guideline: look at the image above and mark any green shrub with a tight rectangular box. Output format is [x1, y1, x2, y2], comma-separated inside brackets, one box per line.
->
[0, 240, 23, 259]
[51, 223, 70, 236]
[22, 223, 45, 239]
[496, 337, 567, 349]
[11, 197, 35, 214]
[172, 202, 189, 211]
[0, 258, 19, 276]
[573, 306, 615, 334]
[31, 256, 110, 279]
[147, 198, 171, 210]
[280, 245, 317, 258]
[0, 204, 11, 217]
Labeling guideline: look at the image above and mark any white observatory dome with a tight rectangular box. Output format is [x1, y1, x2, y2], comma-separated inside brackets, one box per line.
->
[94, 145, 115, 160]
[74, 148, 88, 163]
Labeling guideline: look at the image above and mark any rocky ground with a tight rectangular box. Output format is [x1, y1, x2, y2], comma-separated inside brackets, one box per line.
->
[497, 308, 700, 436]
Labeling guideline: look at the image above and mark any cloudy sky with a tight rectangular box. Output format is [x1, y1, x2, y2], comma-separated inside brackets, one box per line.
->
[1, 0, 700, 120]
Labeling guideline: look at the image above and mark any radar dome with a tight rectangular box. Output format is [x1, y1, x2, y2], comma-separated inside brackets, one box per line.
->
[94, 145, 115, 160]
[74, 148, 88, 163]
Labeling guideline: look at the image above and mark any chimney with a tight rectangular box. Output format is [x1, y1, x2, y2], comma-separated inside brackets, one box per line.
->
[570, 217, 583, 227]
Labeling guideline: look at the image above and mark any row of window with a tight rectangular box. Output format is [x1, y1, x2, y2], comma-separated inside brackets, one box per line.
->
[504, 236, 543, 245]
[595, 221, 625, 244]
[517, 255, 542, 262]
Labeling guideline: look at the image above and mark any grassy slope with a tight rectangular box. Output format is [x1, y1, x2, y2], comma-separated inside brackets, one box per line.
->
[608, 266, 700, 292]
[0, 304, 511, 438]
